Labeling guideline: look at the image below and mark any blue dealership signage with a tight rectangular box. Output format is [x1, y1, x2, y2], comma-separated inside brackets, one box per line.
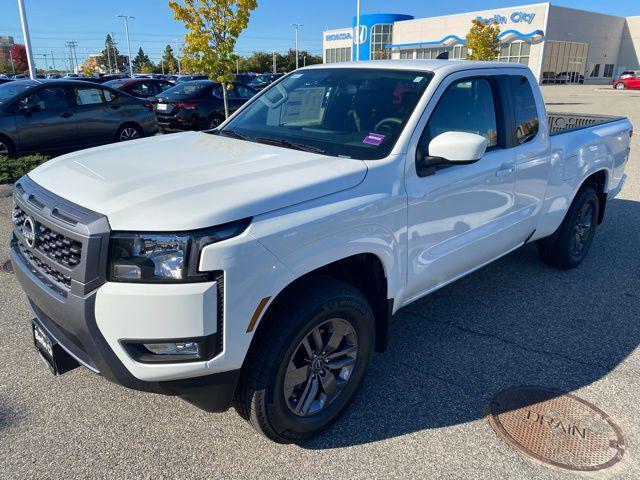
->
[325, 32, 353, 42]
[351, 13, 414, 61]
[476, 11, 536, 25]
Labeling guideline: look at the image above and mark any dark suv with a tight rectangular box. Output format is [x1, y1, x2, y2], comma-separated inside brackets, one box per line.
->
[0, 80, 158, 157]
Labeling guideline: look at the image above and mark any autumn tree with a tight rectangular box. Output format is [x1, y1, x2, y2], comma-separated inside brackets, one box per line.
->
[10, 44, 28, 72]
[80, 58, 96, 76]
[465, 19, 500, 61]
[169, 0, 258, 118]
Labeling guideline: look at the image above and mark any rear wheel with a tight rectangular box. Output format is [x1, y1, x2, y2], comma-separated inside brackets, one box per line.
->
[116, 124, 142, 142]
[537, 186, 599, 269]
[0, 135, 14, 157]
[207, 115, 224, 130]
[234, 276, 375, 443]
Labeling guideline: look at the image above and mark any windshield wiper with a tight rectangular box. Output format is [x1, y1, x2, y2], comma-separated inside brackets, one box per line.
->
[216, 129, 251, 141]
[255, 136, 326, 154]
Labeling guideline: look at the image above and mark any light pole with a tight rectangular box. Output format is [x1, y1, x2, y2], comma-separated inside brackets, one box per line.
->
[50, 50, 55, 71]
[9, 49, 15, 75]
[117, 15, 135, 77]
[17, 0, 36, 78]
[43, 53, 47, 72]
[355, 0, 361, 62]
[291, 23, 303, 70]
[175, 38, 182, 75]
[272, 51, 276, 73]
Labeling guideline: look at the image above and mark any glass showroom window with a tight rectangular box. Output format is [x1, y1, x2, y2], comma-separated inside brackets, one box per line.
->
[370, 24, 393, 60]
[603, 64, 615, 78]
[325, 47, 352, 63]
[412, 46, 467, 60]
[497, 41, 531, 65]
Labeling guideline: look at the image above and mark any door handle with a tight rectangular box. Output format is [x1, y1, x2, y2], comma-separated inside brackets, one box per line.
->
[496, 166, 515, 177]
[59, 112, 73, 118]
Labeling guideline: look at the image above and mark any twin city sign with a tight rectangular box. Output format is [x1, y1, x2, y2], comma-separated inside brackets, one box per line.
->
[476, 11, 536, 25]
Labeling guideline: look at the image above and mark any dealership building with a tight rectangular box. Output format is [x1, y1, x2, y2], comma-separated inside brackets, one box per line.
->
[322, 3, 640, 84]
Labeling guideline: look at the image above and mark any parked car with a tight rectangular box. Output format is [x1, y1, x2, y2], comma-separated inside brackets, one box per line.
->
[9, 62, 632, 443]
[104, 78, 174, 98]
[0, 79, 158, 157]
[613, 75, 640, 90]
[618, 70, 639, 80]
[248, 73, 284, 91]
[153, 80, 256, 130]
[0, 78, 13, 85]
[174, 74, 209, 83]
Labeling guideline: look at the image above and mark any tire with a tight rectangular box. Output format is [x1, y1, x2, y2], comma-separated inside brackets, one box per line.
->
[207, 115, 224, 130]
[537, 186, 599, 269]
[615, 83, 626, 90]
[116, 124, 142, 142]
[0, 135, 15, 158]
[234, 275, 375, 443]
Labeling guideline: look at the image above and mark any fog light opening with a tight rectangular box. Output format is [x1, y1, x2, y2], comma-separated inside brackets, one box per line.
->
[143, 341, 200, 356]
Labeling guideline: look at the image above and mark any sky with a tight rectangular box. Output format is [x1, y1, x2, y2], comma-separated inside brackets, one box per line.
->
[2, 0, 639, 70]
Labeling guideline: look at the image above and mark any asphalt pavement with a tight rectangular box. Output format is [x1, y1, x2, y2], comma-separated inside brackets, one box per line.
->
[0, 85, 639, 479]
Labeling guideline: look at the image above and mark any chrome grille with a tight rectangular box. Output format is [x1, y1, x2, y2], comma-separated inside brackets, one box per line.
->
[13, 204, 83, 268]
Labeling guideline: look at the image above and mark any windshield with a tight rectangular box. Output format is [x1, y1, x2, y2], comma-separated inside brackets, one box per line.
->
[221, 68, 432, 160]
[162, 81, 211, 96]
[103, 80, 127, 89]
[0, 81, 37, 104]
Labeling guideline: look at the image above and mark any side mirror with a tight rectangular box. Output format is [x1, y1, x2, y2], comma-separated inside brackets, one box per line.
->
[416, 131, 488, 177]
[19, 103, 41, 115]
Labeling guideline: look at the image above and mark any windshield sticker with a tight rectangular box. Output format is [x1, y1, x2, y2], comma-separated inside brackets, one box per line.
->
[413, 76, 424, 83]
[363, 133, 385, 146]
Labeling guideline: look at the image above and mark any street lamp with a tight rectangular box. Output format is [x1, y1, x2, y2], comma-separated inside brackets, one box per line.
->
[116, 15, 135, 77]
[355, 0, 361, 62]
[291, 23, 303, 70]
[17, 0, 36, 78]
[175, 38, 182, 75]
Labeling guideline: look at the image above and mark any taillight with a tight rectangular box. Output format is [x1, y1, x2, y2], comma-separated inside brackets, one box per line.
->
[143, 102, 153, 112]
[175, 102, 197, 110]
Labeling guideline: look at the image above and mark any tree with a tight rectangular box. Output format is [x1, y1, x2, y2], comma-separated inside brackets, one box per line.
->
[80, 58, 96, 76]
[169, 0, 258, 118]
[97, 34, 128, 73]
[465, 19, 500, 61]
[161, 44, 179, 74]
[278, 49, 322, 72]
[10, 44, 28, 73]
[132, 47, 154, 73]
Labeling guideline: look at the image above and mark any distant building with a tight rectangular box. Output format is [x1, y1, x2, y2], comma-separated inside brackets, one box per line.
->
[323, 3, 640, 85]
[0, 36, 15, 66]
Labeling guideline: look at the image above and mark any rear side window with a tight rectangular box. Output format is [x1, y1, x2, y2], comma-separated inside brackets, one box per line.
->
[74, 87, 112, 105]
[510, 76, 539, 144]
[423, 78, 499, 151]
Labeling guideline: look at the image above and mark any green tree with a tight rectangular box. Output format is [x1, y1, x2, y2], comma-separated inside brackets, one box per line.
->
[132, 47, 154, 73]
[161, 44, 179, 74]
[97, 34, 128, 73]
[169, 0, 258, 118]
[465, 19, 500, 61]
[278, 49, 322, 72]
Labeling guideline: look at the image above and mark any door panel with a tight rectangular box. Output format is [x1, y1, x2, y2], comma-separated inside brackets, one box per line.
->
[405, 76, 521, 300]
[72, 86, 122, 145]
[16, 86, 77, 152]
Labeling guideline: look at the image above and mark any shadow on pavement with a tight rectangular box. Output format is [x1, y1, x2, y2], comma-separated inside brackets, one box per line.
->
[304, 198, 640, 449]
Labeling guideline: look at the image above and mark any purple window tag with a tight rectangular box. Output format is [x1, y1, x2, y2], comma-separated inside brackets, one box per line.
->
[363, 133, 385, 146]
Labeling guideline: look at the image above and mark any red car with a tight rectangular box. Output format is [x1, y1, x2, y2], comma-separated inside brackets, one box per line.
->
[103, 78, 174, 98]
[613, 76, 640, 90]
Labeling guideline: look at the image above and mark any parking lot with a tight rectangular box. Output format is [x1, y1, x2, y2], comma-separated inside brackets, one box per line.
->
[0, 84, 639, 479]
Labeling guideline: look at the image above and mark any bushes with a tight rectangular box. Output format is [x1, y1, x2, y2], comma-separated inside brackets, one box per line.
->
[0, 155, 49, 184]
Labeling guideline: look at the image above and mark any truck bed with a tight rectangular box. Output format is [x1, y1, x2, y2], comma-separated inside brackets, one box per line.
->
[547, 112, 626, 136]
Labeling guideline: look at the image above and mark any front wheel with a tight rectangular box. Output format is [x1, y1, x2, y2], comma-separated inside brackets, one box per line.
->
[207, 115, 224, 130]
[537, 186, 599, 269]
[234, 276, 375, 443]
[615, 82, 626, 90]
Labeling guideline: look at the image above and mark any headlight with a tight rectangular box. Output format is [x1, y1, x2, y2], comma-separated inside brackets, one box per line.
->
[108, 218, 251, 283]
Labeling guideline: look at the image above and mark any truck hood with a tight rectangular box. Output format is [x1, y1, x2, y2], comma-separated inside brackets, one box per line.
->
[28, 131, 368, 231]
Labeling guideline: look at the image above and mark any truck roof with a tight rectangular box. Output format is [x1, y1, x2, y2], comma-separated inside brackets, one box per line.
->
[303, 59, 531, 74]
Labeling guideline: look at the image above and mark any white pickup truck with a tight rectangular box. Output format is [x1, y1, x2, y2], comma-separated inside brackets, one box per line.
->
[11, 60, 631, 443]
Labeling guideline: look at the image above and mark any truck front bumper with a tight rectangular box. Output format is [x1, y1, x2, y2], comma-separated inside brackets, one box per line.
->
[11, 241, 240, 412]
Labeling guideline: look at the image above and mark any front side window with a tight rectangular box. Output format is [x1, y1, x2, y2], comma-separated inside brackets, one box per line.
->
[222, 68, 432, 160]
[510, 76, 539, 144]
[0, 81, 36, 104]
[233, 84, 254, 99]
[20, 87, 70, 110]
[131, 82, 153, 95]
[421, 78, 499, 152]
